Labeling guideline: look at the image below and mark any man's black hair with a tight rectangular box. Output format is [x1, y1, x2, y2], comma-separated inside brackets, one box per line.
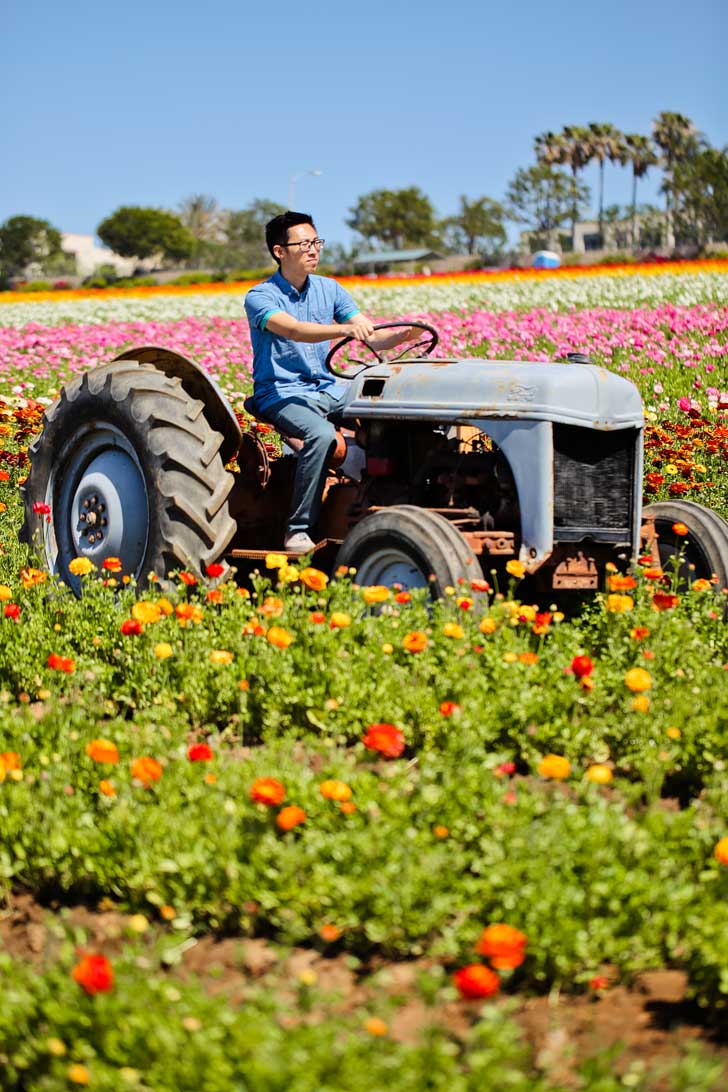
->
[266, 211, 315, 265]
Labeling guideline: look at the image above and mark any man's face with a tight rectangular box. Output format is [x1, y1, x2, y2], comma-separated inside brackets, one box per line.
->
[275, 222, 320, 280]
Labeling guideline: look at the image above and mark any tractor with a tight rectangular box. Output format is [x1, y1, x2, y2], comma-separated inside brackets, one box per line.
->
[19, 321, 728, 599]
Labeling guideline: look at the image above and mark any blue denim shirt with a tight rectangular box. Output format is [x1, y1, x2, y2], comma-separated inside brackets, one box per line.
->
[244, 271, 360, 412]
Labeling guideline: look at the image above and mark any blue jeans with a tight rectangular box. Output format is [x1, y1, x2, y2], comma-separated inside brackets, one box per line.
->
[264, 390, 346, 536]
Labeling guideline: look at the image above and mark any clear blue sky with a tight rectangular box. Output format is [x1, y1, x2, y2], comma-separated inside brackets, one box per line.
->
[4, 0, 726, 246]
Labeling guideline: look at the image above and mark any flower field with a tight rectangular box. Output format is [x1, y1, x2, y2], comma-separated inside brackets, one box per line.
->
[1, 264, 728, 1089]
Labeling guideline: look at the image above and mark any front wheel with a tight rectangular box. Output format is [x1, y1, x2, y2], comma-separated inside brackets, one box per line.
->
[642, 500, 728, 590]
[335, 506, 479, 596]
[20, 360, 236, 592]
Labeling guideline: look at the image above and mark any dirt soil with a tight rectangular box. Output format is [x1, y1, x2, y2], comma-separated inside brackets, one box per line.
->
[2, 892, 726, 1084]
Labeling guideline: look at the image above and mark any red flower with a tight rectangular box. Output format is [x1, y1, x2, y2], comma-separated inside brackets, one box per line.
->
[277, 805, 306, 831]
[439, 700, 460, 717]
[102, 557, 122, 572]
[453, 964, 500, 1000]
[394, 591, 411, 604]
[131, 756, 163, 785]
[361, 723, 405, 758]
[205, 563, 225, 578]
[179, 571, 197, 586]
[470, 579, 490, 593]
[250, 777, 286, 806]
[652, 592, 679, 611]
[120, 618, 143, 636]
[493, 761, 516, 778]
[570, 655, 594, 678]
[4, 603, 20, 621]
[309, 611, 326, 624]
[188, 743, 213, 762]
[47, 652, 75, 673]
[32, 501, 51, 515]
[589, 975, 610, 991]
[72, 953, 114, 995]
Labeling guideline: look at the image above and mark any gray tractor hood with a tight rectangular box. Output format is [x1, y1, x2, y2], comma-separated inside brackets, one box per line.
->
[341, 359, 644, 430]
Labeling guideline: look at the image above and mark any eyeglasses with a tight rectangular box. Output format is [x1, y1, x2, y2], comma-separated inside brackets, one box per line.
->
[280, 237, 325, 252]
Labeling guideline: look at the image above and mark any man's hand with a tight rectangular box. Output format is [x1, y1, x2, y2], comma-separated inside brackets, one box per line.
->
[367, 325, 424, 352]
[343, 314, 376, 342]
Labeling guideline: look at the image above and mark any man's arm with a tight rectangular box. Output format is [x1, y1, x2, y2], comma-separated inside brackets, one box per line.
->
[264, 310, 375, 344]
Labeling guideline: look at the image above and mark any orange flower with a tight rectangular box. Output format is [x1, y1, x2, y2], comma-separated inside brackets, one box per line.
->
[259, 596, 284, 617]
[0, 751, 21, 771]
[439, 700, 461, 716]
[631, 626, 650, 641]
[362, 585, 390, 604]
[319, 779, 352, 802]
[518, 651, 538, 665]
[132, 600, 162, 624]
[309, 611, 326, 624]
[608, 574, 636, 592]
[395, 590, 411, 603]
[672, 522, 689, 536]
[85, 739, 119, 764]
[433, 825, 450, 839]
[101, 557, 122, 572]
[319, 923, 341, 942]
[714, 837, 728, 866]
[691, 578, 712, 592]
[206, 588, 224, 604]
[362, 723, 405, 758]
[175, 602, 203, 626]
[299, 567, 329, 591]
[643, 567, 664, 581]
[453, 964, 500, 1000]
[339, 801, 357, 814]
[157, 597, 174, 616]
[98, 779, 116, 797]
[47, 652, 75, 673]
[403, 630, 428, 652]
[479, 617, 497, 635]
[179, 571, 197, 586]
[267, 626, 294, 649]
[72, 953, 114, 994]
[624, 667, 652, 692]
[537, 754, 571, 780]
[20, 566, 47, 589]
[277, 805, 306, 831]
[250, 777, 286, 806]
[632, 694, 651, 713]
[131, 756, 162, 786]
[475, 923, 527, 969]
[605, 593, 634, 613]
[363, 1017, 389, 1036]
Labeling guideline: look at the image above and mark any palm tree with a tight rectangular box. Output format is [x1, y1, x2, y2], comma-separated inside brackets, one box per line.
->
[586, 123, 625, 244]
[624, 134, 659, 250]
[178, 194, 223, 243]
[652, 112, 700, 246]
[535, 127, 591, 249]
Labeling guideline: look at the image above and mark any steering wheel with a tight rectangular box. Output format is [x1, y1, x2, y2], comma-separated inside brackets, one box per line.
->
[324, 321, 439, 379]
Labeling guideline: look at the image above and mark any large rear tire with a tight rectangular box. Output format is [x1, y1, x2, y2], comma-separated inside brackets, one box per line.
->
[335, 506, 479, 597]
[642, 500, 728, 590]
[20, 361, 236, 592]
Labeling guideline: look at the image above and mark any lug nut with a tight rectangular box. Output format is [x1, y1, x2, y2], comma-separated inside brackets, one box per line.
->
[83, 499, 90, 509]
[88, 534, 95, 544]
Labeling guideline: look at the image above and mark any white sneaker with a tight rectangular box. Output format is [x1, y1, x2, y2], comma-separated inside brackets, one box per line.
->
[284, 532, 316, 553]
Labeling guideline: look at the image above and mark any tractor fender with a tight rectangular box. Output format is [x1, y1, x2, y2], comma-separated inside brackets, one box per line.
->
[111, 346, 242, 465]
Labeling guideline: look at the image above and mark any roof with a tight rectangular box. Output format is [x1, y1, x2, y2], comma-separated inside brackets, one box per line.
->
[353, 248, 442, 264]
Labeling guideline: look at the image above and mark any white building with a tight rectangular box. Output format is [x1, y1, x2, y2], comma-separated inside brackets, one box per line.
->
[61, 233, 136, 277]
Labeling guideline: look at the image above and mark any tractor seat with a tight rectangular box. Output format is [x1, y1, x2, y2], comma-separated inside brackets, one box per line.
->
[243, 395, 347, 467]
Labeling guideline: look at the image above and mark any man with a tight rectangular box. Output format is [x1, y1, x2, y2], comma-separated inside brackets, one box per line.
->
[245, 211, 416, 552]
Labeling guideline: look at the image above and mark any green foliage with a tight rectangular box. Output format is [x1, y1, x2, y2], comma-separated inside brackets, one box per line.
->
[441, 195, 507, 256]
[505, 165, 590, 248]
[0, 215, 63, 282]
[97, 207, 195, 263]
[346, 187, 439, 250]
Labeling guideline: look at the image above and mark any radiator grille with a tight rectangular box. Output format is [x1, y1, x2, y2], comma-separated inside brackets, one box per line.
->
[553, 425, 635, 541]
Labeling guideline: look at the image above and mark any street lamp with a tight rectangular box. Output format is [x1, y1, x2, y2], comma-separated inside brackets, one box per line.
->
[288, 168, 322, 209]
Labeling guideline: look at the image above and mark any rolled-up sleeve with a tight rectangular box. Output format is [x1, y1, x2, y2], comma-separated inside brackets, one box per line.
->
[333, 282, 359, 323]
[245, 285, 282, 331]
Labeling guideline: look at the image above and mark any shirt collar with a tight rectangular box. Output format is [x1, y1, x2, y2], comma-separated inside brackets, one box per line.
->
[273, 269, 309, 298]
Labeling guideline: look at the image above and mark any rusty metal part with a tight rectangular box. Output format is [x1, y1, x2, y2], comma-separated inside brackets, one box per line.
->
[639, 516, 661, 567]
[236, 431, 271, 488]
[227, 539, 339, 560]
[461, 530, 516, 555]
[551, 551, 599, 589]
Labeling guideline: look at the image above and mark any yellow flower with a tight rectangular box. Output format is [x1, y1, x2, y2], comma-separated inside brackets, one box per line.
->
[0, 585, 12, 602]
[537, 754, 571, 780]
[624, 667, 652, 692]
[363, 1017, 389, 1036]
[277, 564, 299, 583]
[443, 622, 464, 638]
[691, 579, 711, 592]
[506, 559, 526, 579]
[157, 597, 174, 616]
[68, 557, 95, 576]
[329, 612, 351, 629]
[362, 585, 390, 604]
[585, 764, 613, 784]
[517, 604, 536, 622]
[132, 600, 161, 624]
[381, 642, 394, 654]
[209, 649, 234, 664]
[128, 913, 149, 933]
[503, 651, 517, 663]
[154, 642, 174, 660]
[67, 1065, 90, 1085]
[606, 594, 634, 613]
[20, 567, 47, 590]
[664, 463, 678, 475]
[46, 1038, 67, 1056]
[666, 726, 681, 740]
[631, 694, 651, 712]
[265, 553, 287, 569]
[479, 617, 497, 634]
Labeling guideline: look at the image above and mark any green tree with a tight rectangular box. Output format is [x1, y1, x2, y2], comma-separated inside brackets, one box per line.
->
[652, 112, 700, 244]
[346, 187, 438, 250]
[441, 195, 506, 256]
[0, 215, 62, 282]
[671, 146, 728, 248]
[178, 194, 224, 243]
[506, 165, 589, 251]
[586, 122, 626, 243]
[623, 134, 659, 249]
[97, 207, 195, 263]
